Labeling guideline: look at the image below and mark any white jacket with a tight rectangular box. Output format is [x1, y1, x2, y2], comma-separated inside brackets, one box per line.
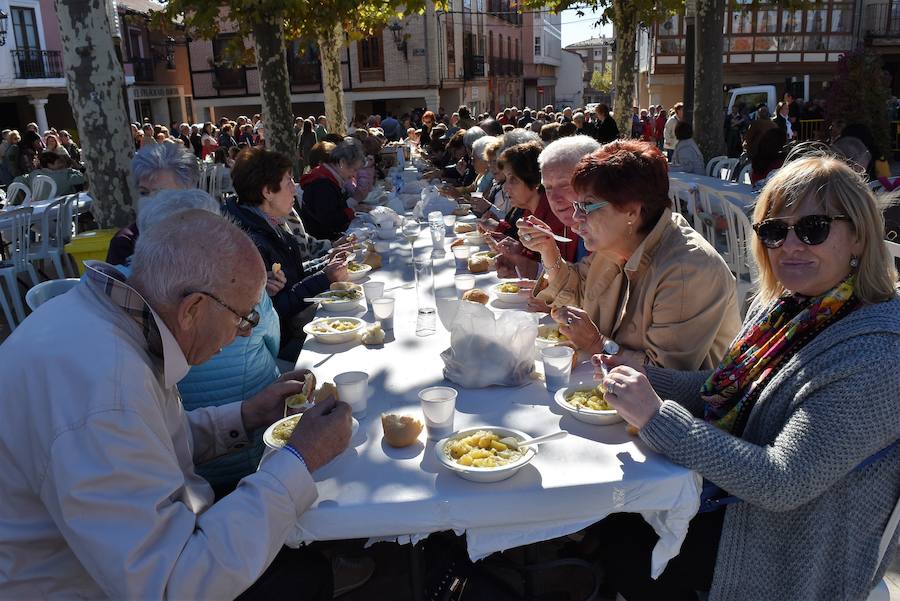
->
[663, 115, 679, 150]
[0, 268, 317, 599]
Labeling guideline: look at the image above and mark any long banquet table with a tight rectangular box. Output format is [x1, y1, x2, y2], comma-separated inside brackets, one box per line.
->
[285, 208, 702, 582]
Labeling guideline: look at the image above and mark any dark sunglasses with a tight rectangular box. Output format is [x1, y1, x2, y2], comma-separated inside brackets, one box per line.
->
[752, 214, 850, 249]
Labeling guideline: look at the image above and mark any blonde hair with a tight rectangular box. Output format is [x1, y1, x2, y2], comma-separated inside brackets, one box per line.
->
[484, 137, 503, 161]
[8, 130, 21, 144]
[752, 154, 898, 304]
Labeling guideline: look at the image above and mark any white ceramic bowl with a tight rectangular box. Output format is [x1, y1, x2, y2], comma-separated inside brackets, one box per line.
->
[464, 231, 485, 246]
[553, 383, 624, 426]
[264, 413, 359, 450]
[345, 262, 373, 281]
[435, 426, 538, 483]
[311, 289, 365, 312]
[472, 250, 498, 266]
[492, 282, 528, 304]
[303, 317, 367, 344]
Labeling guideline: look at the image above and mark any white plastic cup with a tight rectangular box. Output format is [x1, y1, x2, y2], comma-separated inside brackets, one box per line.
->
[454, 274, 476, 295]
[542, 346, 575, 392]
[335, 371, 370, 417]
[372, 297, 395, 330]
[443, 214, 457, 229]
[362, 281, 385, 306]
[418, 386, 458, 440]
[451, 244, 471, 271]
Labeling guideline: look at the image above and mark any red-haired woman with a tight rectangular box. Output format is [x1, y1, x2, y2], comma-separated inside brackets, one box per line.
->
[521, 139, 742, 370]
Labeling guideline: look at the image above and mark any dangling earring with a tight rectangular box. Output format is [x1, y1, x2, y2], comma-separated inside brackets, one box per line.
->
[849, 254, 860, 270]
[627, 221, 633, 237]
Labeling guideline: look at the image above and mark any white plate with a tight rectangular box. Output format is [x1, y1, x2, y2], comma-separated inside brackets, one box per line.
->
[264, 413, 360, 450]
[345, 262, 373, 281]
[553, 384, 623, 426]
[492, 282, 528, 304]
[311, 290, 365, 312]
[435, 426, 538, 483]
[302, 317, 366, 344]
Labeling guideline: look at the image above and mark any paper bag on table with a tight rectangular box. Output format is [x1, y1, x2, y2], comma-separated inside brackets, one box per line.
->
[440, 301, 538, 388]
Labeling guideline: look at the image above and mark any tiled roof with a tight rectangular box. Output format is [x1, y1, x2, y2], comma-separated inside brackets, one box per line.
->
[117, 0, 165, 15]
[565, 36, 613, 49]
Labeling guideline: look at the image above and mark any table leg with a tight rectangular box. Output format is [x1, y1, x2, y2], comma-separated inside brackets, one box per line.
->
[523, 544, 537, 598]
[409, 541, 425, 601]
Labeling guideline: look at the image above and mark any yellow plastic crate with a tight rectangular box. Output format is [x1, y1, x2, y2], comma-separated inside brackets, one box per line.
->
[64, 229, 117, 275]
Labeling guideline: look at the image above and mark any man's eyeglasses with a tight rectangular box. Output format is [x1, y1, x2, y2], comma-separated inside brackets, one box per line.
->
[573, 200, 609, 217]
[752, 214, 850, 249]
[188, 290, 260, 332]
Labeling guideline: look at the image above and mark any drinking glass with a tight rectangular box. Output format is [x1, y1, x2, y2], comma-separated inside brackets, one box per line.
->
[451, 244, 471, 272]
[413, 257, 436, 337]
[362, 281, 385, 307]
[542, 346, 575, 392]
[443, 214, 457, 231]
[335, 371, 370, 417]
[454, 274, 475, 296]
[401, 219, 420, 265]
[428, 211, 446, 258]
[418, 386, 458, 440]
[372, 297, 395, 330]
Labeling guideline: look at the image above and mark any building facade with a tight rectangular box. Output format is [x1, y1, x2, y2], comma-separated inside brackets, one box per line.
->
[522, 10, 560, 109]
[0, 0, 73, 134]
[117, 0, 195, 128]
[563, 36, 614, 107]
[556, 48, 584, 108]
[484, 0, 524, 114]
[643, 2, 859, 110]
[863, 0, 900, 95]
[187, 0, 505, 124]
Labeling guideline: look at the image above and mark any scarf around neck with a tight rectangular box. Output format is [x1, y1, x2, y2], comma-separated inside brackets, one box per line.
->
[701, 275, 858, 435]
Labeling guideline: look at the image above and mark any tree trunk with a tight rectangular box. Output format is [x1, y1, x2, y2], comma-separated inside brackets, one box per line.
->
[318, 23, 347, 137]
[55, 0, 136, 229]
[252, 15, 296, 161]
[693, 0, 725, 162]
[612, 0, 637, 138]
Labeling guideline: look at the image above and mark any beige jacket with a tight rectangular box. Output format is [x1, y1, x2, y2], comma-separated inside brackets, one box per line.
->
[537, 209, 742, 370]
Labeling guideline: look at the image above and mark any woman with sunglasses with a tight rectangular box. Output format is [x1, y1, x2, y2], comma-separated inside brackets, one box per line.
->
[522, 139, 741, 370]
[592, 155, 900, 600]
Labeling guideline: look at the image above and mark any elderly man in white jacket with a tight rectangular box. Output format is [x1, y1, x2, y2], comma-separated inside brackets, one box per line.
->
[0, 210, 352, 600]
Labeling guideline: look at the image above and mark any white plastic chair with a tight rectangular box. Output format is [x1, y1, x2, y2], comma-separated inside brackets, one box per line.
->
[28, 196, 77, 278]
[706, 155, 728, 178]
[735, 163, 752, 185]
[3, 182, 31, 209]
[0, 207, 38, 329]
[886, 240, 900, 275]
[669, 180, 701, 232]
[25, 278, 80, 311]
[719, 194, 756, 316]
[715, 158, 740, 181]
[30, 174, 58, 202]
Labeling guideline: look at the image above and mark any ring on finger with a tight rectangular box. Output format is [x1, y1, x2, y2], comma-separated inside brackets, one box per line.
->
[523, 234, 532, 242]
[566, 316, 573, 325]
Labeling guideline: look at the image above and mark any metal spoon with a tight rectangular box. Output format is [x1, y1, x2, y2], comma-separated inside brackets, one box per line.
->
[500, 430, 568, 449]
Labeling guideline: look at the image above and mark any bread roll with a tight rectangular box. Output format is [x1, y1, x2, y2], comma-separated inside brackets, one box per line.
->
[454, 223, 475, 234]
[450, 238, 466, 250]
[462, 288, 489, 304]
[468, 256, 490, 274]
[381, 414, 424, 447]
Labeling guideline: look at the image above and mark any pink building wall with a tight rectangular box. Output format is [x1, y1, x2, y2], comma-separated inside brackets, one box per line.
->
[38, 0, 62, 52]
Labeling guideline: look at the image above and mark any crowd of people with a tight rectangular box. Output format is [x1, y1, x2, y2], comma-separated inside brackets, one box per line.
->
[0, 123, 85, 197]
[0, 98, 898, 601]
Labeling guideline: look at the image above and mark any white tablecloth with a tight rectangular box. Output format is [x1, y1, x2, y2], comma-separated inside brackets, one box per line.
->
[670, 171, 756, 211]
[287, 219, 702, 578]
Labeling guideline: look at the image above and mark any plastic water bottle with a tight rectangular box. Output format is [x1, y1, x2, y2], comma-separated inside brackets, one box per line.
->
[396, 145, 406, 169]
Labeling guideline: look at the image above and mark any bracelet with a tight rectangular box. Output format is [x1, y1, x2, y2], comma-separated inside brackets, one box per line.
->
[283, 443, 309, 471]
[545, 254, 564, 272]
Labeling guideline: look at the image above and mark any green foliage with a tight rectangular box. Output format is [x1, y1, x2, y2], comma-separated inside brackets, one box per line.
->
[825, 48, 892, 157]
[590, 68, 612, 93]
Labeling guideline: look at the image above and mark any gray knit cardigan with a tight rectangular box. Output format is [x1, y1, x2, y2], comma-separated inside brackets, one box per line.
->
[642, 295, 900, 601]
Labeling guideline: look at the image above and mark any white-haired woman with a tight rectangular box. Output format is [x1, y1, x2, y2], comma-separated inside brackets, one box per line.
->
[106, 143, 201, 265]
[594, 155, 900, 600]
[298, 137, 365, 241]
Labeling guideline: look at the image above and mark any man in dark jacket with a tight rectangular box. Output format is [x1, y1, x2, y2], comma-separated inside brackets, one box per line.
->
[593, 104, 619, 143]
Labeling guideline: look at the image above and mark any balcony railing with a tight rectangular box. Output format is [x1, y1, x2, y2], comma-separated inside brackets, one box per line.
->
[11, 49, 63, 79]
[866, 3, 900, 37]
[463, 54, 485, 79]
[131, 57, 155, 83]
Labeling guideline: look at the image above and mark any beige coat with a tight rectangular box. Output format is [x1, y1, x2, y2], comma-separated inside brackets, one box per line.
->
[537, 208, 742, 370]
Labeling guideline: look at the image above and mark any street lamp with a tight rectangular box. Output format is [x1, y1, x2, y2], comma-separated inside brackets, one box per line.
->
[387, 21, 408, 61]
[0, 9, 9, 47]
